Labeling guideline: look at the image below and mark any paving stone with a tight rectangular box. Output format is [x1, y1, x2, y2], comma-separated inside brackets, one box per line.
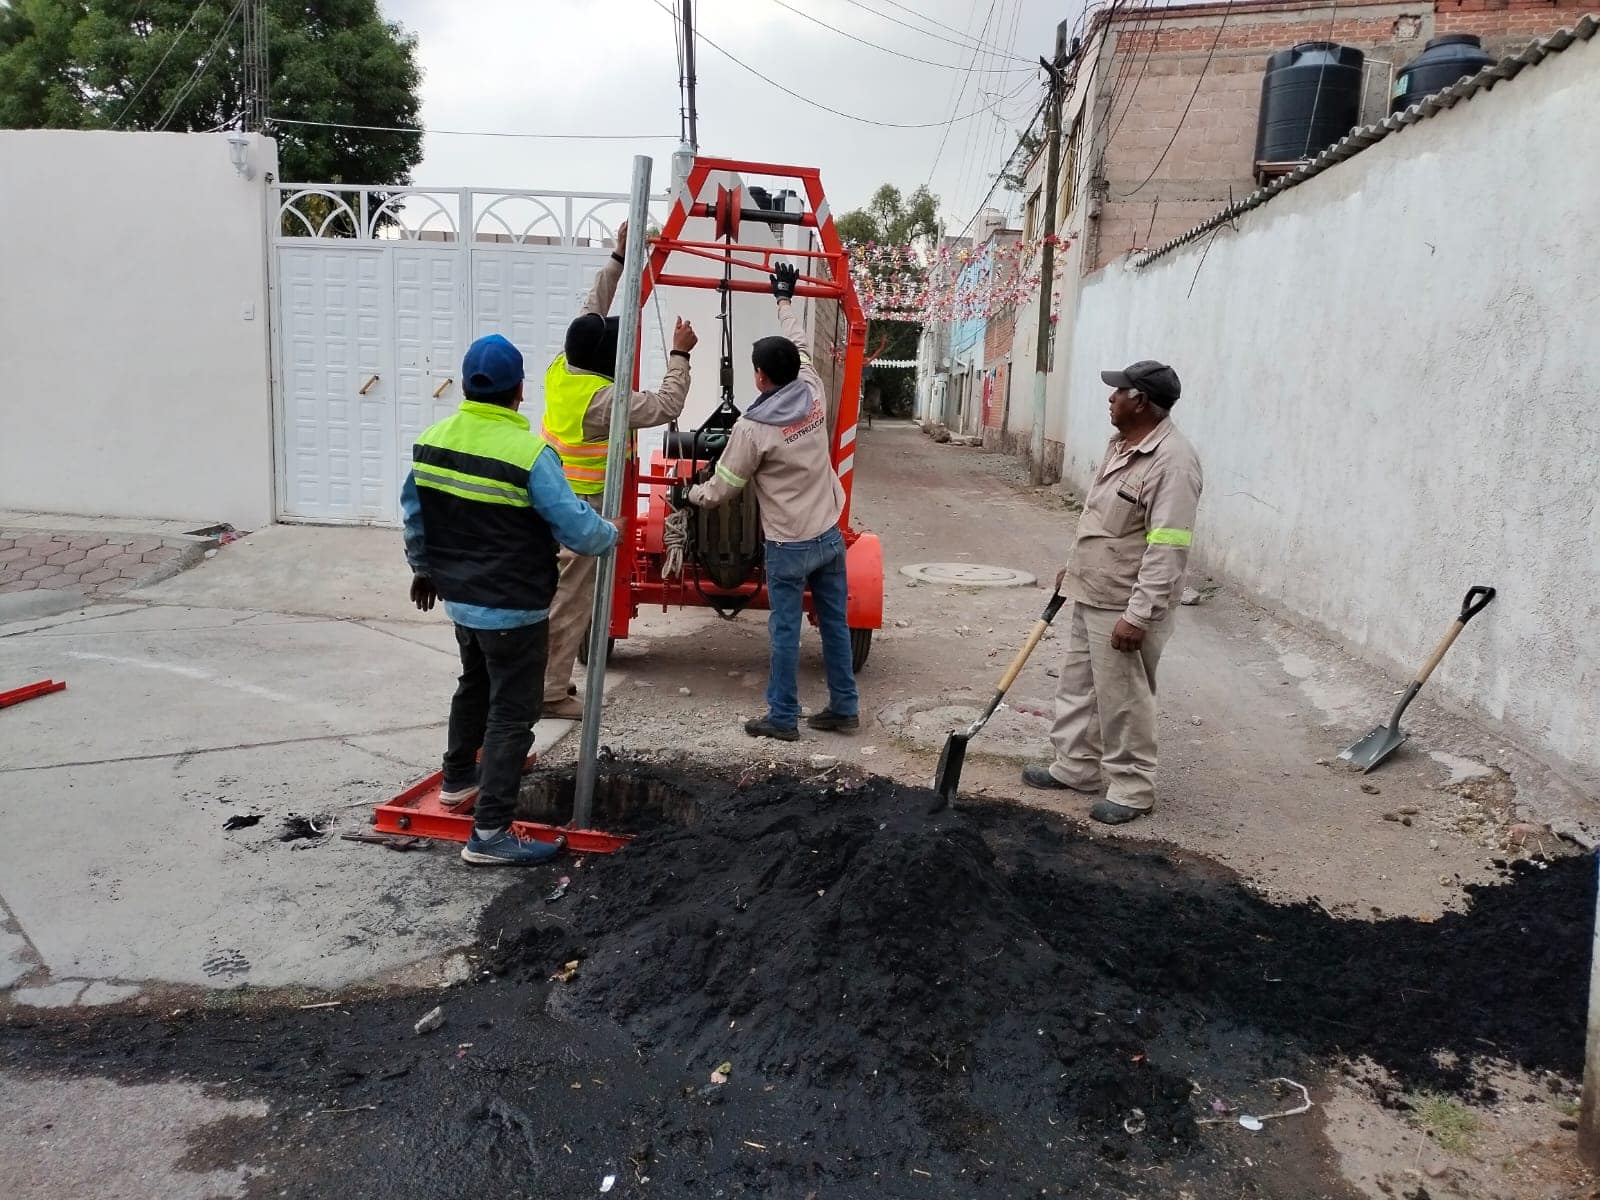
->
[104, 552, 143, 572]
[14, 533, 54, 547]
[84, 544, 122, 562]
[79, 567, 119, 585]
[125, 536, 163, 555]
[0, 537, 13, 551]
[66, 536, 106, 550]
[0, 547, 29, 564]
[20, 564, 56, 580]
[14, 980, 88, 1008]
[37, 573, 80, 590]
[0, 580, 40, 593]
[45, 547, 87, 566]
[117, 562, 151, 579]
[96, 578, 135, 595]
[54, 560, 93, 576]
[141, 546, 179, 564]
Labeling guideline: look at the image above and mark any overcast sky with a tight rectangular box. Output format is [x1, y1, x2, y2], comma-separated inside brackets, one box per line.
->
[377, 0, 1083, 232]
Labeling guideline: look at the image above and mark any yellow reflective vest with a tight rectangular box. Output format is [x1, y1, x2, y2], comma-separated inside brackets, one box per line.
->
[541, 355, 614, 495]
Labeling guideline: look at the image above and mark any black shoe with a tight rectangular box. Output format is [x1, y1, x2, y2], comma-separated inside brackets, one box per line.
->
[744, 716, 800, 742]
[806, 709, 859, 733]
[1090, 798, 1146, 826]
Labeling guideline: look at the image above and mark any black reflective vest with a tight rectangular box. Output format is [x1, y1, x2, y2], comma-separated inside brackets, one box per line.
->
[412, 400, 559, 611]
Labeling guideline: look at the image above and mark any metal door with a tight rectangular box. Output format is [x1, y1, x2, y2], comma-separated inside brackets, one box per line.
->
[393, 247, 464, 496]
[276, 247, 395, 522]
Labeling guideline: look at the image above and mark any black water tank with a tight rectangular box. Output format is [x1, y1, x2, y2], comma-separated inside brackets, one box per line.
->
[1254, 42, 1366, 165]
[1390, 34, 1495, 113]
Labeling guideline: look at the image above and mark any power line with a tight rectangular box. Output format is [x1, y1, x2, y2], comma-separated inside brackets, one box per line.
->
[922, 0, 1003, 191]
[1301, 0, 1342, 157]
[951, 91, 1050, 240]
[153, 0, 245, 131]
[1105, 1, 1164, 146]
[769, 0, 1033, 72]
[835, 0, 1033, 63]
[645, 0, 1015, 130]
[1115, 0, 1236, 198]
[111, 0, 213, 126]
[268, 116, 679, 140]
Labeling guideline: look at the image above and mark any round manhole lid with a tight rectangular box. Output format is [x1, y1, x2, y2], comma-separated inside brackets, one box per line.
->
[899, 562, 1037, 588]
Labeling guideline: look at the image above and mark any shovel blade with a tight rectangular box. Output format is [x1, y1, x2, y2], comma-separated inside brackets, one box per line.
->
[1338, 724, 1408, 773]
[929, 732, 969, 812]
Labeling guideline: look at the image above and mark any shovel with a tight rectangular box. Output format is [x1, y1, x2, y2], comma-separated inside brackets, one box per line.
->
[1338, 585, 1496, 773]
[930, 588, 1068, 812]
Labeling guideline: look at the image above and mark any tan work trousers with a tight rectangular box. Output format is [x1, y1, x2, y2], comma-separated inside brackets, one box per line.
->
[542, 496, 603, 704]
[1048, 602, 1176, 812]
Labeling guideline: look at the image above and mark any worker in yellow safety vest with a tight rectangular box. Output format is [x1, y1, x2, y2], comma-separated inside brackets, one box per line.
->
[541, 221, 698, 718]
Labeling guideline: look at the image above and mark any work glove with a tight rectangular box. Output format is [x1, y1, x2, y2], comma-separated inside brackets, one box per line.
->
[409, 573, 437, 612]
[770, 262, 799, 302]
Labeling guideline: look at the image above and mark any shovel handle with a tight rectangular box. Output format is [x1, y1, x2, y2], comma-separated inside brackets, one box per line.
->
[1415, 586, 1495, 686]
[994, 590, 1067, 692]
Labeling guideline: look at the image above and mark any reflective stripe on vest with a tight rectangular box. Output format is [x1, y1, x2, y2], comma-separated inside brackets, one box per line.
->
[413, 400, 546, 507]
[542, 353, 614, 495]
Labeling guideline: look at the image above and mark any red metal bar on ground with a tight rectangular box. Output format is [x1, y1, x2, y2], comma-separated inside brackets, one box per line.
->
[0, 679, 67, 709]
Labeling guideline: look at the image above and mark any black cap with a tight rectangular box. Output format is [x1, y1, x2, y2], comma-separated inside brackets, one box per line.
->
[1101, 360, 1181, 409]
[565, 313, 621, 378]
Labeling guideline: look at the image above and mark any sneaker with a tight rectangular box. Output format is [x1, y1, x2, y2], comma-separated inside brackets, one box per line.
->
[806, 709, 859, 733]
[1021, 764, 1102, 793]
[543, 696, 584, 721]
[460, 828, 568, 866]
[1090, 798, 1147, 826]
[439, 781, 479, 811]
[744, 716, 799, 742]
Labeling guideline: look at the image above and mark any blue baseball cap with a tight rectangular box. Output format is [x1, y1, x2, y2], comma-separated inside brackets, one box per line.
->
[462, 334, 524, 397]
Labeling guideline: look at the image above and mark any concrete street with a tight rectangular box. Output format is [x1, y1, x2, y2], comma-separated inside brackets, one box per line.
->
[1, 420, 1593, 1198]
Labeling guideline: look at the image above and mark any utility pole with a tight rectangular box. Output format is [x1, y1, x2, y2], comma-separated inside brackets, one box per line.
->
[681, 0, 699, 152]
[241, 0, 268, 132]
[1029, 21, 1070, 486]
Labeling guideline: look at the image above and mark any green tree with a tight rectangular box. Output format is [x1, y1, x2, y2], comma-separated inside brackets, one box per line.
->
[837, 183, 940, 417]
[0, 0, 423, 183]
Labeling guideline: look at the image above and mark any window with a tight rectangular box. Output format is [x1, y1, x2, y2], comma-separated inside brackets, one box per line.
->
[1023, 187, 1041, 242]
[1059, 124, 1081, 223]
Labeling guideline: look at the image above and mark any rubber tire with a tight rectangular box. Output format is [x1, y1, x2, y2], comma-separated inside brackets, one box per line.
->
[850, 627, 872, 673]
[576, 632, 616, 667]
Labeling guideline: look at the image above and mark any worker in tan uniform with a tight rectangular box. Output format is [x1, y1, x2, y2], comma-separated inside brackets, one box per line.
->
[540, 221, 698, 719]
[1023, 360, 1202, 825]
[686, 263, 859, 741]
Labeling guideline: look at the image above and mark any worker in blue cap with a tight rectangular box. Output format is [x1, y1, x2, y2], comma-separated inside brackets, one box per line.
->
[401, 333, 619, 866]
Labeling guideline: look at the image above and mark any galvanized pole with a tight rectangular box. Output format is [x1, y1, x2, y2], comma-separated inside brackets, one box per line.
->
[572, 154, 653, 829]
[1028, 22, 1069, 486]
[1579, 850, 1600, 1166]
[682, 0, 699, 153]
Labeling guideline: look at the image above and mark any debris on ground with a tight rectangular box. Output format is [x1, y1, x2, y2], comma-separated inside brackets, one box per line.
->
[279, 814, 327, 842]
[413, 1006, 445, 1035]
[222, 814, 262, 830]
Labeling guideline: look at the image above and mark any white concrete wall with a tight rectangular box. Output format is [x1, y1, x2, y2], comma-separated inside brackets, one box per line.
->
[1063, 35, 1600, 779]
[0, 131, 276, 529]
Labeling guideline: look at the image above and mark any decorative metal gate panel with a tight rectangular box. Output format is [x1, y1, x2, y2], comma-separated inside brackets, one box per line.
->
[271, 185, 666, 525]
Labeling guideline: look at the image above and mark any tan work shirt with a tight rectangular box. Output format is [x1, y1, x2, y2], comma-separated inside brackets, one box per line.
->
[1064, 419, 1203, 629]
[688, 300, 844, 543]
[573, 257, 690, 439]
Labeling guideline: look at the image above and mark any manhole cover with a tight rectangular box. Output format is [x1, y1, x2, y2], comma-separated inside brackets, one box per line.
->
[900, 563, 1036, 588]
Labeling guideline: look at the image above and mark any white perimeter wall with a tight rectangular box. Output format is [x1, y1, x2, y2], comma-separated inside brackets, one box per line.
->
[0, 131, 276, 529]
[1064, 35, 1600, 779]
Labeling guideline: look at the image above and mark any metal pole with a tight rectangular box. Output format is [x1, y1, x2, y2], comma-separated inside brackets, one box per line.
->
[572, 154, 653, 830]
[1029, 22, 1069, 486]
[682, 0, 699, 152]
[1580, 849, 1600, 1166]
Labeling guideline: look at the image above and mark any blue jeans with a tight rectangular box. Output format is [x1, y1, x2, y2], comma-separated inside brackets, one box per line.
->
[763, 526, 859, 728]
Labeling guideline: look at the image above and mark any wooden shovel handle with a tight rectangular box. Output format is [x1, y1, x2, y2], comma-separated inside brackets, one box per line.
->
[997, 619, 1051, 692]
[1415, 621, 1465, 685]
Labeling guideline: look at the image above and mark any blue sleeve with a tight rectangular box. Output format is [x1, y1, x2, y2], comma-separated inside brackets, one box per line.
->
[401, 471, 428, 573]
[527, 448, 619, 556]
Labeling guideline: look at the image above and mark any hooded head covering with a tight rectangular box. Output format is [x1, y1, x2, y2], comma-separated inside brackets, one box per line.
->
[564, 312, 621, 379]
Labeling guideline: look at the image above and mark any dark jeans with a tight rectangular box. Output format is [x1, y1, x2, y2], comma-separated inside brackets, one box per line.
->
[444, 621, 548, 832]
[764, 526, 859, 728]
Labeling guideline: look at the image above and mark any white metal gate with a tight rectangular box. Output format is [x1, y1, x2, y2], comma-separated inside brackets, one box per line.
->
[271, 185, 666, 525]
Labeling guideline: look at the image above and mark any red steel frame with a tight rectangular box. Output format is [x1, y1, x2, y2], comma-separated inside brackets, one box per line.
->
[603, 156, 884, 640]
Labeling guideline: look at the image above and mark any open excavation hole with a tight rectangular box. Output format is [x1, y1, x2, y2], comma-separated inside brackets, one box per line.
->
[512, 765, 701, 831]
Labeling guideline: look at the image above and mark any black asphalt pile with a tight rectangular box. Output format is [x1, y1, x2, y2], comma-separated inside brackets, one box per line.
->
[495, 769, 1589, 1164]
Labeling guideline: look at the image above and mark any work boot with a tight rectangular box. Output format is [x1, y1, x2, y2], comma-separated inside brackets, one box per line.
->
[744, 716, 799, 742]
[461, 828, 567, 866]
[1021, 763, 1103, 793]
[1090, 798, 1146, 826]
[543, 696, 584, 721]
[806, 709, 859, 733]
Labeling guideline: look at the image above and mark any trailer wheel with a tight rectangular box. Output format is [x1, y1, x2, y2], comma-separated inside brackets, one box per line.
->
[850, 628, 872, 672]
[577, 632, 615, 667]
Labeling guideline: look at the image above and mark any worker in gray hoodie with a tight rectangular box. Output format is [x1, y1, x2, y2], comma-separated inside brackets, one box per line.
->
[687, 263, 858, 740]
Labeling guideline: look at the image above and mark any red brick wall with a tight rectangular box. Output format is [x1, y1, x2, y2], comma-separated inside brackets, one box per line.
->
[1084, 0, 1590, 272]
[984, 304, 1017, 366]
